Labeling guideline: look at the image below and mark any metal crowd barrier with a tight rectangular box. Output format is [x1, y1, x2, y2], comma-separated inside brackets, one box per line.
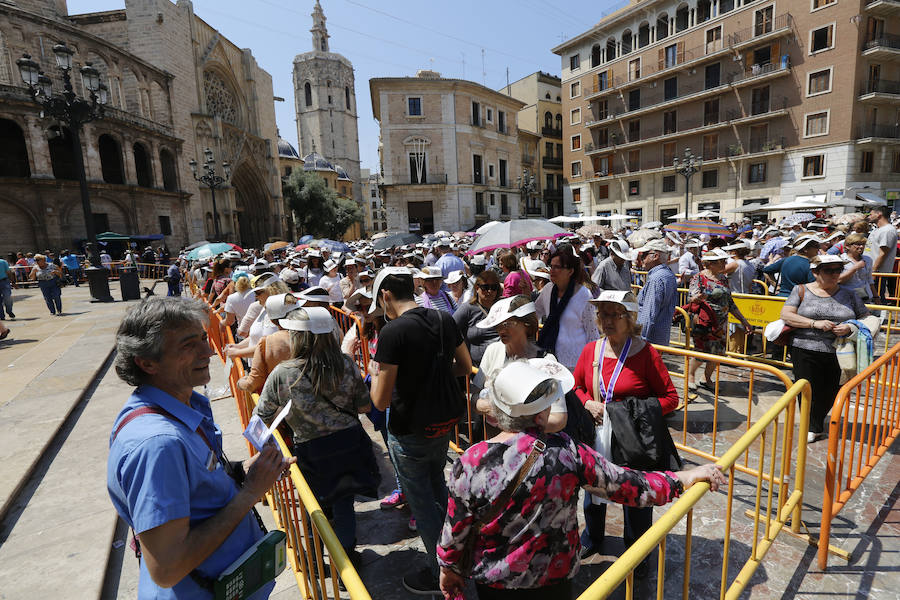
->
[327, 305, 370, 375]
[819, 340, 900, 569]
[134, 262, 170, 280]
[203, 305, 372, 599]
[577, 379, 812, 600]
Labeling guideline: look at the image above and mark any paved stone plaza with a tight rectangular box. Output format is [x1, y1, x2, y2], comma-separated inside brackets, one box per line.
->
[0, 284, 898, 599]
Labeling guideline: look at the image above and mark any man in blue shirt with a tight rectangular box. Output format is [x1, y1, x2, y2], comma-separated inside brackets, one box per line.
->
[107, 297, 292, 599]
[636, 239, 678, 345]
[434, 239, 465, 279]
[167, 262, 182, 296]
[60, 250, 82, 287]
[0, 256, 13, 319]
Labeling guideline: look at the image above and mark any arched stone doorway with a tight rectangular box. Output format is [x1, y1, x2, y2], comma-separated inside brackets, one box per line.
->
[0, 199, 38, 255]
[231, 162, 271, 248]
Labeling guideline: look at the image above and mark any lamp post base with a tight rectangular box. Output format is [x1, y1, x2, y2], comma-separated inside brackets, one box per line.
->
[86, 266, 114, 302]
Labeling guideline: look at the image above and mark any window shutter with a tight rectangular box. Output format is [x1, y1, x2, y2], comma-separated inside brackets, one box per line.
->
[658, 48, 665, 71]
[745, 50, 754, 68]
[677, 41, 685, 64]
[771, 41, 780, 59]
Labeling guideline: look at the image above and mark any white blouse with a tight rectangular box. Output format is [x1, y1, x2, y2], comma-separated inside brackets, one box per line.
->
[535, 283, 599, 370]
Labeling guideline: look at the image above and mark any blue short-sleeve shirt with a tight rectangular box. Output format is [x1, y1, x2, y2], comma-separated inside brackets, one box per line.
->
[107, 385, 273, 600]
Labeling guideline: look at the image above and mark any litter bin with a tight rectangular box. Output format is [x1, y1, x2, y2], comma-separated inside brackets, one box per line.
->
[119, 267, 141, 301]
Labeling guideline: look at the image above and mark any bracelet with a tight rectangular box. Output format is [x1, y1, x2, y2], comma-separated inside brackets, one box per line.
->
[810, 320, 817, 329]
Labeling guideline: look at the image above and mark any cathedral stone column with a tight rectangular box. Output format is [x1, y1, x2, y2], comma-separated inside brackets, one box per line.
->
[23, 114, 53, 178]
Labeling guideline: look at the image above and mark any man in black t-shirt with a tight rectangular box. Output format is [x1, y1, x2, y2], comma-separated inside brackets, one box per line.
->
[370, 267, 472, 595]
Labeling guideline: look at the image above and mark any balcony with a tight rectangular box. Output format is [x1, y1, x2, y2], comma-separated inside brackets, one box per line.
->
[542, 156, 563, 169]
[585, 63, 790, 128]
[584, 13, 791, 102]
[541, 126, 562, 138]
[859, 79, 900, 103]
[389, 173, 449, 185]
[521, 153, 535, 165]
[865, 0, 900, 17]
[543, 189, 563, 202]
[525, 202, 543, 216]
[862, 35, 900, 59]
[856, 125, 900, 141]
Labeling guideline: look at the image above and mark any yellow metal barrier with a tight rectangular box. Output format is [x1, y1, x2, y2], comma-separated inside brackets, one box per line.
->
[577, 379, 811, 600]
[204, 306, 372, 598]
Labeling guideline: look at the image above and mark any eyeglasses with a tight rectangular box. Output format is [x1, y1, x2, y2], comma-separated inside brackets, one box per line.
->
[598, 311, 628, 321]
[495, 320, 521, 331]
[549, 263, 570, 270]
[478, 284, 501, 291]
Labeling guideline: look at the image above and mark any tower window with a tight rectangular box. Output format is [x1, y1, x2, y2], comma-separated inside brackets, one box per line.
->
[304, 82, 312, 107]
[345, 86, 351, 110]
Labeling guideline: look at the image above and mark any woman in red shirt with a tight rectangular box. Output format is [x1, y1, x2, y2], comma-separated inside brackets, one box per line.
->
[571, 290, 679, 578]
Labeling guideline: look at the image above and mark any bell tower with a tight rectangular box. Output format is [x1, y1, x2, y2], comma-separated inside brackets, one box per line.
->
[311, 1, 330, 52]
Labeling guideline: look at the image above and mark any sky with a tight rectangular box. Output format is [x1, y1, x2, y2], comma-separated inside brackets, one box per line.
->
[67, 0, 627, 172]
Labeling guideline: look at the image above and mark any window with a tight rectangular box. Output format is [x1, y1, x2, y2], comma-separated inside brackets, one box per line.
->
[810, 24, 834, 53]
[663, 142, 676, 166]
[664, 44, 677, 68]
[486, 107, 494, 123]
[663, 175, 677, 192]
[476, 192, 485, 214]
[345, 87, 351, 110]
[807, 68, 832, 96]
[629, 58, 641, 81]
[488, 164, 495, 179]
[749, 162, 767, 183]
[805, 111, 829, 137]
[545, 141, 554, 158]
[592, 44, 603, 67]
[571, 108, 581, 125]
[490, 193, 496, 206]
[628, 180, 640, 195]
[664, 110, 677, 135]
[598, 71, 609, 91]
[702, 134, 718, 160]
[371, 188, 377, 198]
[706, 26, 723, 54]
[133, 142, 153, 188]
[861, 150, 874, 173]
[704, 99, 719, 125]
[751, 86, 770, 115]
[570, 81, 581, 98]
[664, 77, 677, 101]
[499, 159, 508, 186]
[893, 152, 900, 173]
[473, 154, 483, 184]
[501, 194, 509, 215]
[597, 184, 609, 199]
[595, 155, 610, 176]
[160, 149, 177, 191]
[372, 201, 378, 209]
[498, 111, 507, 133]
[705, 63, 721, 89]
[571, 161, 582, 177]
[750, 124, 769, 152]
[573, 188, 581, 203]
[158, 215, 172, 236]
[408, 97, 422, 116]
[628, 89, 640, 111]
[571, 134, 582, 150]
[304, 82, 312, 107]
[597, 99, 609, 120]
[628, 119, 640, 141]
[546, 174, 554, 190]
[409, 152, 427, 183]
[702, 169, 718, 188]
[755, 6, 774, 36]
[328, 95, 332, 105]
[472, 101, 481, 126]
[628, 150, 640, 171]
[812, 0, 835, 9]
[570, 54, 581, 70]
[803, 155, 825, 178]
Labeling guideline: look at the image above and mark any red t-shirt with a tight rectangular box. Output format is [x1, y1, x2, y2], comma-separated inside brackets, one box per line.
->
[572, 341, 679, 414]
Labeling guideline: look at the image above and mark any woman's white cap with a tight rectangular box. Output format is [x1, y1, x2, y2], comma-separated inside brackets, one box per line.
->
[489, 361, 565, 417]
[445, 270, 466, 285]
[265, 293, 302, 320]
[345, 287, 373, 312]
[792, 236, 821, 250]
[700, 248, 730, 262]
[476, 296, 536, 329]
[589, 290, 638, 314]
[250, 272, 280, 293]
[368, 267, 413, 314]
[323, 259, 338, 272]
[470, 255, 487, 266]
[296, 286, 332, 305]
[811, 254, 848, 270]
[528, 268, 551, 281]
[419, 266, 444, 279]
[278, 306, 336, 334]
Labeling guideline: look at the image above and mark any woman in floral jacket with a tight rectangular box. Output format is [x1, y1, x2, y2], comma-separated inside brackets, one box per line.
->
[437, 361, 725, 599]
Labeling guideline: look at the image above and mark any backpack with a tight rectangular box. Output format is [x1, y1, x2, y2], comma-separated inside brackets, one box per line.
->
[407, 309, 465, 438]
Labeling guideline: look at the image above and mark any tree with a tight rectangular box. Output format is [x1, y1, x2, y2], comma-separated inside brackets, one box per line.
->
[283, 169, 362, 239]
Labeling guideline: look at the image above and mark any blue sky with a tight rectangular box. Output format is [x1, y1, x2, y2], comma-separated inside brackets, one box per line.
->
[68, 0, 626, 171]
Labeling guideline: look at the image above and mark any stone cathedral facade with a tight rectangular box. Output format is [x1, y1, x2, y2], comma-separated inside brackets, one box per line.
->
[292, 1, 362, 208]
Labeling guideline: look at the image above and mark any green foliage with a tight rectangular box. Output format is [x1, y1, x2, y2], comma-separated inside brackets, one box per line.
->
[283, 170, 362, 239]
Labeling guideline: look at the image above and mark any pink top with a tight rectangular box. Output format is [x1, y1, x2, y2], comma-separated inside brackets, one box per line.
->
[502, 270, 533, 298]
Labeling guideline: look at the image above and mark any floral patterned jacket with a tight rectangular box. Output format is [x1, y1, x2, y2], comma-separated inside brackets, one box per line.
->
[437, 429, 682, 589]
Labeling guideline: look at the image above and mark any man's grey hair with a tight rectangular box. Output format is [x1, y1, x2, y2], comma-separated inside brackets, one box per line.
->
[115, 297, 208, 386]
[489, 404, 538, 433]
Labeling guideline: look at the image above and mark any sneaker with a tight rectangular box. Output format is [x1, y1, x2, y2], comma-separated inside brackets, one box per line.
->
[408, 517, 417, 532]
[380, 489, 406, 509]
[8, 312, 14, 319]
[402, 568, 440, 596]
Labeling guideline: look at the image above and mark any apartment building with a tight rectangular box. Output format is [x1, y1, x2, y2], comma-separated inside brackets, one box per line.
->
[501, 72, 569, 217]
[370, 70, 525, 233]
[553, 0, 900, 222]
[361, 168, 387, 234]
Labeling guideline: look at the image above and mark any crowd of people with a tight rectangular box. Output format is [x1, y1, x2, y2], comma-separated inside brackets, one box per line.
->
[91, 204, 900, 598]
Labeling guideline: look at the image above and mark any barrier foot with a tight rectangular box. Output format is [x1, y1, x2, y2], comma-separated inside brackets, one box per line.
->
[741, 510, 852, 561]
[210, 393, 233, 402]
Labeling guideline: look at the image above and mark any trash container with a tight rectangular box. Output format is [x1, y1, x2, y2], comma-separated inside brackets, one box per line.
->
[119, 267, 141, 301]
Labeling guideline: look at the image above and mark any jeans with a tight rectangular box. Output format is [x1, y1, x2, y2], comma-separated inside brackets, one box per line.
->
[791, 346, 841, 434]
[387, 431, 450, 577]
[0, 278, 12, 318]
[581, 491, 653, 551]
[326, 495, 357, 552]
[38, 279, 62, 314]
[167, 280, 182, 296]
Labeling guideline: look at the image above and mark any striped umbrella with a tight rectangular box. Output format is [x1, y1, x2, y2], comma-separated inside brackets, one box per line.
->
[664, 219, 732, 237]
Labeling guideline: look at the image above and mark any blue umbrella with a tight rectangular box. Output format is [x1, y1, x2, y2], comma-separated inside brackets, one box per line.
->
[298, 234, 314, 245]
[185, 242, 233, 261]
[314, 239, 351, 253]
[737, 224, 753, 234]
[780, 213, 816, 226]
[760, 237, 789, 260]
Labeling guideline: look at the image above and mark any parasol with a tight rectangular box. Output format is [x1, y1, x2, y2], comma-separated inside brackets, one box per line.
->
[664, 219, 732, 237]
[372, 232, 423, 250]
[576, 224, 611, 238]
[185, 242, 233, 261]
[779, 213, 816, 226]
[264, 241, 291, 252]
[835, 212, 865, 225]
[467, 219, 568, 255]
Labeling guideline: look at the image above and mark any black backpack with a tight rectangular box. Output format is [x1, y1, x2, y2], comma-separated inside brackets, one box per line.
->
[409, 309, 465, 438]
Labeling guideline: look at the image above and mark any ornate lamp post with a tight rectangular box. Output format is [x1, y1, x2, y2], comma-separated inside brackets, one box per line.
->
[672, 148, 702, 222]
[17, 43, 113, 302]
[517, 168, 537, 217]
[190, 148, 231, 241]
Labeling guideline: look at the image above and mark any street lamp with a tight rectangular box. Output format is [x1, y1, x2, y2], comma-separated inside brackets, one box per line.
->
[672, 147, 702, 221]
[16, 44, 112, 302]
[190, 148, 231, 241]
[517, 168, 537, 217]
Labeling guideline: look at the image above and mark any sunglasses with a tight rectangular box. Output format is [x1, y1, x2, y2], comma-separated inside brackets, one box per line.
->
[478, 284, 501, 291]
[818, 267, 843, 275]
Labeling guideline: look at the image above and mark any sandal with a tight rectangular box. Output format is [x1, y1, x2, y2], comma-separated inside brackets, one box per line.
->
[0, 329, 8, 340]
[688, 381, 698, 392]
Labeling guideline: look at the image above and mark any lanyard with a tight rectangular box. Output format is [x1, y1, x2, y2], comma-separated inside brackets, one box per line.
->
[597, 337, 631, 403]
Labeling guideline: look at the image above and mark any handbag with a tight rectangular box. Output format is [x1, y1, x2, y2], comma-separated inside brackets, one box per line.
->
[606, 397, 683, 472]
[457, 434, 546, 575]
[765, 285, 805, 347]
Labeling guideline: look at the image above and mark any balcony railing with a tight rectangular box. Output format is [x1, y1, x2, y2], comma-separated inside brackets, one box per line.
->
[522, 153, 535, 164]
[541, 126, 562, 138]
[542, 156, 563, 168]
[543, 189, 563, 202]
[859, 79, 900, 95]
[392, 173, 449, 185]
[728, 13, 792, 46]
[746, 137, 786, 154]
[525, 203, 543, 216]
[863, 34, 900, 51]
[857, 125, 900, 138]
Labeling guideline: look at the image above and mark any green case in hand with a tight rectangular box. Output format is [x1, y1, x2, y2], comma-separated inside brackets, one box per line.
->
[214, 530, 287, 600]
